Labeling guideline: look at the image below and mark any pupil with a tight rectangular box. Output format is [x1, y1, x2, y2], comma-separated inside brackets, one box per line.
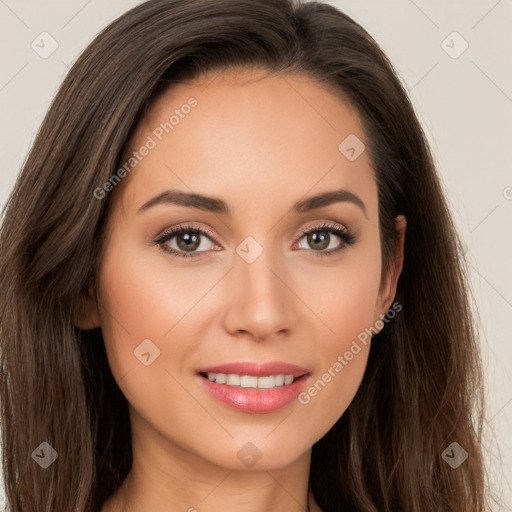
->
[178, 232, 200, 251]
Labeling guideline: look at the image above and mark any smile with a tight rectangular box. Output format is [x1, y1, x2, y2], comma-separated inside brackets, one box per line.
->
[202, 372, 298, 388]
[197, 372, 310, 413]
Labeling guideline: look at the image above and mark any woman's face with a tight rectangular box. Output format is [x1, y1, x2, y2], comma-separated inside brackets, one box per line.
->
[86, 69, 403, 472]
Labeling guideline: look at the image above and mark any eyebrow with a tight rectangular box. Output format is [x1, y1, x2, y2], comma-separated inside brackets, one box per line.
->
[138, 188, 367, 218]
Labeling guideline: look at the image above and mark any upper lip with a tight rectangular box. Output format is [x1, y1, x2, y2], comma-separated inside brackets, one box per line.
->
[196, 361, 310, 377]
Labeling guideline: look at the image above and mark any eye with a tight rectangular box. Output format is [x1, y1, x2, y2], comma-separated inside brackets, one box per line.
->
[295, 221, 357, 257]
[155, 224, 219, 259]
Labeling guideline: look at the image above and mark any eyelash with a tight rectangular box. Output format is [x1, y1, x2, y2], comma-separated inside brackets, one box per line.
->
[154, 221, 357, 259]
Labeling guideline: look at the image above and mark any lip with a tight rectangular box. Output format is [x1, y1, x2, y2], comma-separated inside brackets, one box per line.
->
[196, 361, 311, 414]
[196, 361, 310, 377]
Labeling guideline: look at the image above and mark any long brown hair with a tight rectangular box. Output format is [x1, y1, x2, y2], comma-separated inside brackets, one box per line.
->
[0, 0, 489, 510]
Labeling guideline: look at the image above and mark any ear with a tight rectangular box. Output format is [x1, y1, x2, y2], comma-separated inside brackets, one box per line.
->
[374, 214, 406, 320]
[74, 283, 100, 330]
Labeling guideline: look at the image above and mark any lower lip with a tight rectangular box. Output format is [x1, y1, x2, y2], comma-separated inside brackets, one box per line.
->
[197, 373, 310, 413]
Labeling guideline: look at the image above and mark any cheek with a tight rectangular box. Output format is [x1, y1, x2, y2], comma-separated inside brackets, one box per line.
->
[294, 269, 376, 441]
[97, 234, 213, 350]
[96, 236, 174, 381]
[96, 233, 226, 411]
[291, 248, 380, 437]
[96, 240, 204, 440]
[296, 240, 382, 352]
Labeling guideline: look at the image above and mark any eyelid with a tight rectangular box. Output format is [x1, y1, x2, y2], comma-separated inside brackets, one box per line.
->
[295, 220, 349, 239]
[163, 223, 218, 243]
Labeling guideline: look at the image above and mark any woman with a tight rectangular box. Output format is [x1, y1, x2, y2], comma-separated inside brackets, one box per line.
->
[0, 0, 488, 510]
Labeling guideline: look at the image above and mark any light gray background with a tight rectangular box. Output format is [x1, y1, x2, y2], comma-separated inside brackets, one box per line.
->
[0, 0, 511, 509]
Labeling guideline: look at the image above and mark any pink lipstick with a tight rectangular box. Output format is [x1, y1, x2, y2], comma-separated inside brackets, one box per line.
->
[196, 361, 310, 413]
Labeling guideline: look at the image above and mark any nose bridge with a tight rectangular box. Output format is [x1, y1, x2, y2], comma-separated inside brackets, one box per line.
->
[237, 240, 287, 309]
[223, 236, 293, 340]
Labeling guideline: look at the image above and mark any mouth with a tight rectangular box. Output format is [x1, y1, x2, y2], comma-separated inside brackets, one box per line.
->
[195, 361, 311, 413]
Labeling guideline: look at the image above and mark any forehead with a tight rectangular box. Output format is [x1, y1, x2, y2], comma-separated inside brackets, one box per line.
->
[117, 69, 376, 217]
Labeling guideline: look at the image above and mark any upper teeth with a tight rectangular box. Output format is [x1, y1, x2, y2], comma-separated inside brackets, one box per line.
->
[206, 373, 296, 388]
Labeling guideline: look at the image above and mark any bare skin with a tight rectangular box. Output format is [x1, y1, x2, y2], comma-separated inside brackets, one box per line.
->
[78, 68, 405, 512]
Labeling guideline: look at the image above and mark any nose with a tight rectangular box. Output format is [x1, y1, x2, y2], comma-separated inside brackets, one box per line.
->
[221, 249, 294, 342]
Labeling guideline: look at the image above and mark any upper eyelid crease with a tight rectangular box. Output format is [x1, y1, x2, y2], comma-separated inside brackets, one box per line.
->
[138, 188, 368, 219]
[155, 220, 350, 244]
